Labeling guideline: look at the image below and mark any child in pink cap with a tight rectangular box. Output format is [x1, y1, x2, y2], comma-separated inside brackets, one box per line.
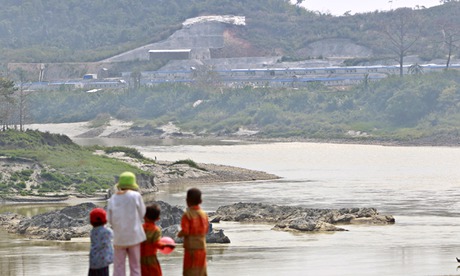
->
[88, 207, 113, 276]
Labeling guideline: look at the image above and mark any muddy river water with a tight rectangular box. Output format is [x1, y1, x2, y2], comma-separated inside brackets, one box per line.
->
[2, 140, 460, 275]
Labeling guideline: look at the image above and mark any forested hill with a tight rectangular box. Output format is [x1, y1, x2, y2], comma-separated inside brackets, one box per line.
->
[1, 0, 460, 63]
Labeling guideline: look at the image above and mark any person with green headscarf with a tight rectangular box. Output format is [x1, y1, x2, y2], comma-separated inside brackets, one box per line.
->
[107, 171, 146, 276]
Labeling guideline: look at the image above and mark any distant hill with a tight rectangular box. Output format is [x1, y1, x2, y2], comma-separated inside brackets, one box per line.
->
[1, 0, 460, 66]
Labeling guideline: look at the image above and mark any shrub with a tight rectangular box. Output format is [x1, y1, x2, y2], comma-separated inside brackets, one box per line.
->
[15, 182, 26, 190]
[40, 171, 73, 186]
[0, 182, 9, 192]
[172, 159, 206, 171]
[89, 113, 112, 128]
[104, 146, 148, 161]
[10, 169, 33, 182]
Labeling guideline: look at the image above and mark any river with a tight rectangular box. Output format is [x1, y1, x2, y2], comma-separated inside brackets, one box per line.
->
[2, 139, 460, 275]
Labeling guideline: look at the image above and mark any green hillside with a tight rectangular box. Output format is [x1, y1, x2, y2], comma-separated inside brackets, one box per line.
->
[0, 0, 459, 63]
[0, 129, 147, 195]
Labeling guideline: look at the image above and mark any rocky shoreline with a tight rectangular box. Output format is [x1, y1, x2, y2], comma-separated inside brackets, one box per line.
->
[0, 201, 231, 243]
[0, 201, 394, 242]
[210, 202, 395, 232]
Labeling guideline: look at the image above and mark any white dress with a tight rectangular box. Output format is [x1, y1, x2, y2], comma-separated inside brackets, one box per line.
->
[107, 190, 146, 247]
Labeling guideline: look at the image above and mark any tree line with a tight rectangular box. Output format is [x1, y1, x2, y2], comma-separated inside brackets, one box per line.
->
[17, 69, 460, 142]
[0, 69, 31, 131]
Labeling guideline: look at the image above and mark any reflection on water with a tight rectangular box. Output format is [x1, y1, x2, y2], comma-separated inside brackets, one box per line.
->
[2, 142, 460, 275]
[0, 203, 73, 217]
[0, 228, 89, 276]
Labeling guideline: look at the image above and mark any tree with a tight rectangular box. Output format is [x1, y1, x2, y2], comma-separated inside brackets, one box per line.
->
[440, 25, 460, 69]
[382, 8, 421, 77]
[384, 88, 435, 126]
[14, 69, 32, 131]
[130, 70, 142, 93]
[190, 65, 222, 90]
[408, 63, 423, 75]
[0, 77, 18, 130]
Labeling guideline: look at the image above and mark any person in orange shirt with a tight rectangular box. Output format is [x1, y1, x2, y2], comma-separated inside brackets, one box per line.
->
[141, 203, 175, 276]
[177, 188, 209, 276]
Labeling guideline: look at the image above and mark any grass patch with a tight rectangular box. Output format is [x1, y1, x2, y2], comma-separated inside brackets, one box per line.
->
[172, 159, 206, 171]
[0, 130, 146, 195]
[89, 113, 111, 128]
[88, 145, 155, 164]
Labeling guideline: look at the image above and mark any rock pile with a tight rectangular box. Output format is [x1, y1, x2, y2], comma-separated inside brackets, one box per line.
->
[211, 202, 395, 232]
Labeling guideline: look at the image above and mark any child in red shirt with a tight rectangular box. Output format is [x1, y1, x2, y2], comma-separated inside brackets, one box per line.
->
[141, 203, 175, 276]
[177, 188, 209, 276]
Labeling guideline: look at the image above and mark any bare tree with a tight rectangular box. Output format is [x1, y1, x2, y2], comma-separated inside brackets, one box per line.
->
[0, 77, 18, 130]
[382, 8, 421, 77]
[295, 0, 305, 5]
[14, 69, 32, 131]
[440, 25, 460, 69]
[130, 70, 142, 93]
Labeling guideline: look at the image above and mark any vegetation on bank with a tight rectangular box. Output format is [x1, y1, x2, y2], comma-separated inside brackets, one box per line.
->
[23, 70, 460, 143]
[172, 159, 207, 171]
[0, 130, 151, 196]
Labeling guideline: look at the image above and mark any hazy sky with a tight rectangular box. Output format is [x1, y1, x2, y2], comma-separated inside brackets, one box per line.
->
[297, 0, 443, 15]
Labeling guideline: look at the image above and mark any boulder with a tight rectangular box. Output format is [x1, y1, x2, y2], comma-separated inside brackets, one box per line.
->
[15, 202, 95, 240]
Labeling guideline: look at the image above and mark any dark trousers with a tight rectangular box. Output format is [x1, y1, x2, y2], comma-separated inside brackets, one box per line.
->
[88, 266, 109, 276]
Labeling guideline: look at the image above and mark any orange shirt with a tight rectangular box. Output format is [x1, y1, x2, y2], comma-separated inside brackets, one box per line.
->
[179, 205, 209, 276]
[141, 222, 162, 276]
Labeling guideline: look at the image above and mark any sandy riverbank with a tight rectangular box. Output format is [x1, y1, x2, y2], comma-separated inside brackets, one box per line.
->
[2, 122, 280, 204]
[1, 159, 279, 205]
[25, 120, 132, 138]
[12, 120, 457, 204]
[25, 119, 460, 147]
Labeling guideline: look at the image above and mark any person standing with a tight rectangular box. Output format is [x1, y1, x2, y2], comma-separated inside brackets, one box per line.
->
[141, 203, 175, 276]
[108, 171, 146, 276]
[88, 207, 113, 276]
[177, 188, 209, 276]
